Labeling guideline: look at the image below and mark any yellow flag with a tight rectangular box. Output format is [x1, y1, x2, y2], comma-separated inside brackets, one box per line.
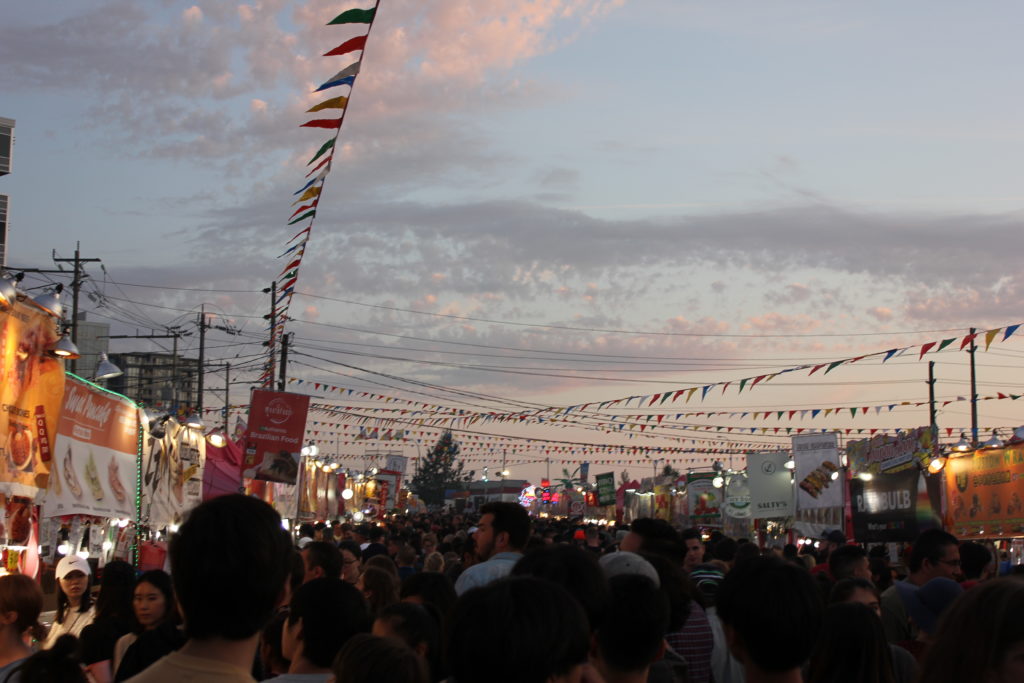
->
[308, 96, 349, 112]
[985, 328, 1000, 351]
[291, 186, 322, 205]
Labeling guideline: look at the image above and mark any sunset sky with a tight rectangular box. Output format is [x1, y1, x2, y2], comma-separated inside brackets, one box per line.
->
[3, 1, 1023, 483]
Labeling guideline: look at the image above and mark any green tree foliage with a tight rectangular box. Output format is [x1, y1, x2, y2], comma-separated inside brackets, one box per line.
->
[661, 463, 681, 480]
[409, 431, 471, 507]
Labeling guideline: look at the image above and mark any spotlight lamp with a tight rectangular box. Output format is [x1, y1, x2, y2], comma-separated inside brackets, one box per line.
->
[953, 433, 972, 452]
[0, 272, 24, 310]
[94, 353, 123, 381]
[49, 333, 81, 359]
[33, 283, 64, 318]
[927, 455, 947, 475]
[184, 413, 204, 430]
[982, 430, 1003, 449]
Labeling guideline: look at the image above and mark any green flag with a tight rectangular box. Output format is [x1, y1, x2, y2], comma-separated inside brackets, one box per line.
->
[329, 7, 376, 24]
[308, 138, 335, 165]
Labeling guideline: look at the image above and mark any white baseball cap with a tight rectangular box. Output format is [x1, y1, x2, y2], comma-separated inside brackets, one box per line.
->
[55, 555, 91, 579]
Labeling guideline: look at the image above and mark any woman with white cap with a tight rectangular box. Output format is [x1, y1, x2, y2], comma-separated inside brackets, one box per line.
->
[42, 555, 96, 649]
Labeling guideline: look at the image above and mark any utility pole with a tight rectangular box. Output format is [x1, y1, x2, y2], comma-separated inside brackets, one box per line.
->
[928, 361, 939, 461]
[224, 362, 231, 433]
[262, 283, 277, 386]
[968, 327, 979, 447]
[197, 305, 207, 415]
[52, 243, 101, 375]
[279, 332, 291, 391]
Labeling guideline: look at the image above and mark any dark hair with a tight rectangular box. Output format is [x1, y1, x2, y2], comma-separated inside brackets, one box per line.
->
[288, 578, 371, 669]
[806, 602, 895, 683]
[339, 540, 362, 560]
[19, 634, 88, 682]
[829, 577, 879, 605]
[132, 569, 179, 634]
[299, 523, 316, 538]
[829, 544, 867, 580]
[396, 545, 418, 567]
[869, 557, 893, 593]
[958, 542, 993, 580]
[399, 571, 457, 618]
[628, 518, 684, 563]
[447, 577, 589, 683]
[303, 541, 343, 580]
[361, 566, 399, 616]
[375, 602, 442, 680]
[711, 537, 738, 563]
[595, 575, 669, 674]
[289, 549, 305, 595]
[169, 494, 292, 640]
[717, 557, 822, 673]
[642, 552, 694, 629]
[93, 560, 136, 623]
[55, 566, 93, 624]
[511, 545, 610, 629]
[918, 578, 1024, 683]
[260, 610, 291, 676]
[0, 574, 44, 642]
[733, 542, 761, 566]
[783, 544, 799, 560]
[479, 502, 531, 550]
[680, 528, 702, 543]
[908, 529, 958, 573]
[332, 633, 428, 683]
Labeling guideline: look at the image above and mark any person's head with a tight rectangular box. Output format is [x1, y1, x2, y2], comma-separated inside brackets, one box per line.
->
[284, 577, 371, 669]
[373, 602, 442, 679]
[711, 536, 738, 565]
[681, 528, 704, 572]
[717, 556, 822, 674]
[93, 560, 136, 622]
[593, 574, 669, 679]
[170, 494, 292, 640]
[959, 541, 994, 581]
[17, 634, 87, 682]
[733, 541, 761, 566]
[870, 556, 894, 593]
[447, 577, 589, 683]
[332, 633, 429, 683]
[365, 554, 400, 581]
[896, 577, 964, 637]
[396, 545, 418, 568]
[359, 566, 399, 615]
[338, 540, 362, 584]
[687, 563, 726, 607]
[806, 602, 895, 683]
[260, 611, 291, 677]
[919, 578, 1024, 683]
[400, 571, 457, 617]
[420, 533, 438, 556]
[474, 502, 531, 559]
[54, 555, 92, 622]
[641, 552, 694, 631]
[422, 551, 444, 573]
[829, 577, 881, 617]
[619, 518, 683, 563]
[298, 523, 316, 540]
[829, 544, 870, 581]
[133, 569, 178, 632]
[908, 529, 960, 581]
[302, 541, 343, 583]
[511, 545, 610, 630]
[823, 529, 846, 556]
[0, 574, 44, 642]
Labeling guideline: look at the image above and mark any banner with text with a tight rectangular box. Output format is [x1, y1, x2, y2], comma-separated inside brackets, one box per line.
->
[0, 302, 66, 499]
[747, 450, 794, 518]
[686, 472, 722, 528]
[595, 472, 616, 506]
[850, 468, 922, 542]
[792, 432, 843, 538]
[42, 375, 139, 518]
[946, 445, 1024, 538]
[243, 390, 310, 484]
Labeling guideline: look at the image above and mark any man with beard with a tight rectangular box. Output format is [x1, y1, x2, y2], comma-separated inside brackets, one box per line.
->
[454, 502, 531, 596]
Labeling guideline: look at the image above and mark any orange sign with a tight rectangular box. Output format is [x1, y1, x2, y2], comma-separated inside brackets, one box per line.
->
[945, 444, 1024, 538]
[0, 302, 66, 499]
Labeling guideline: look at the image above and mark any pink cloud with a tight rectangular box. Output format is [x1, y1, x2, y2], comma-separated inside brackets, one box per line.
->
[742, 312, 821, 334]
[867, 306, 893, 322]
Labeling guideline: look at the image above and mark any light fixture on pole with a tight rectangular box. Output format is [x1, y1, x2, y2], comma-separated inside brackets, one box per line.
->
[94, 353, 123, 381]
[32, 283, 64, 318]
[207, 430, 227, 448]
[184, 413, 204, 430]
[784, 457, 796, 470]
[0, 273, 24, 310]
[927, 454, 947, 474]
[953, 433, 972, 452]
[49, 333, 81, 359]
[982, 430, 1003, 449]
[147, 412, 171, 439]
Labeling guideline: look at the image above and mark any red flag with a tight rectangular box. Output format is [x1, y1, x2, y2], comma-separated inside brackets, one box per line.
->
[301, 118, 343, 129]
[960, 333, 978, 350]
[324, 35, 368, 57]
[919, 341, 937, 359]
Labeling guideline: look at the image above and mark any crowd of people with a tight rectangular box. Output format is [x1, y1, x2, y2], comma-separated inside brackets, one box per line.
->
[1, 495, 1022, 682]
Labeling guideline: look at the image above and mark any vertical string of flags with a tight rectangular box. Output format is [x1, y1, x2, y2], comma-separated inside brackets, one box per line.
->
[260, 2, 382, 386]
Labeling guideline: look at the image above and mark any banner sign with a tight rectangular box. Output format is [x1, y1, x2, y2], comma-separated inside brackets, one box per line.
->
[141, 418, 205, 529]
[42, 375, 139, 518]
[0, 303, 66, 499]
[850, 468, 922, 542]
[846, 427, 934, 475]
[723, 472, 751, 519]
[792, 432, 843, 537]
[595, 472, 616, 506]
[686, 472, 722, 527]
[746, 451, 794, 517]
[946, 445, 1024, 538]
[243, 390, 310, 484]
[384, 454, 408, 476]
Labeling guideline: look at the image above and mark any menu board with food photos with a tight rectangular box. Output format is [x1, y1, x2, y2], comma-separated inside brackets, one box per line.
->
[0, 302, 66, 500]
[42, 375, 139, 519]
[141, 417, 205, 529]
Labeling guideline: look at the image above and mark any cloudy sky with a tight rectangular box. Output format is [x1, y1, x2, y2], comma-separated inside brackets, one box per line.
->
[3, 1, 1023, 482]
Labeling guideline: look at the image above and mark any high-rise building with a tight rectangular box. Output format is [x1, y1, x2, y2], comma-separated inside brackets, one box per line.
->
[0, 117, 12, 268]
[106, 351, 199, 410]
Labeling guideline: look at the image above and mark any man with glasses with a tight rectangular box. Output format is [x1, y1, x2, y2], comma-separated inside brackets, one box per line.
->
[881, 529, 960, 643]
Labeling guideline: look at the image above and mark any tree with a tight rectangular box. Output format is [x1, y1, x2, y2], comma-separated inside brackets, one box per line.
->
[661, 463, 681, 480]
[409, 431, 472, 507]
